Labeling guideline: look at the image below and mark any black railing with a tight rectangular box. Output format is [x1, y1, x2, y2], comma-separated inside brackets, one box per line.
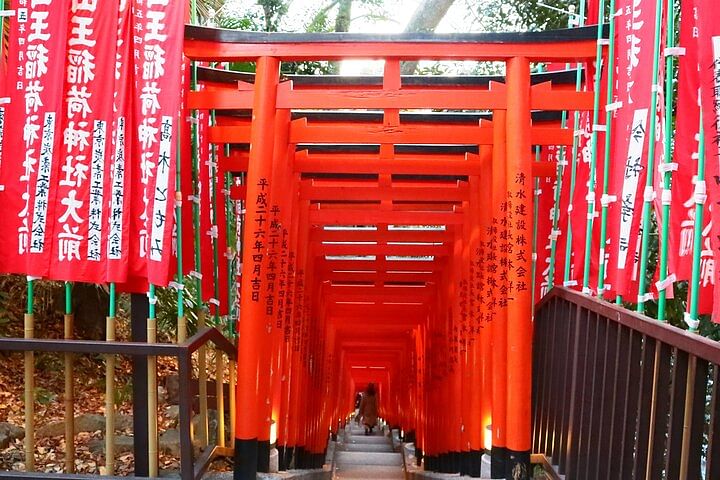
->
[0, 327, 236, 480]
[533, 287, 720, 480]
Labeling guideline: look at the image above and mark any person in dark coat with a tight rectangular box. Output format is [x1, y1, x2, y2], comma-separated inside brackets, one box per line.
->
[356, 383, 379, 435]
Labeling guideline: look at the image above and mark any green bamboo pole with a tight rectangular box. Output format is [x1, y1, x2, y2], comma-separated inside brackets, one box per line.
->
[635, 0, 664, 313]
[581, 0, 607, 294]
[105, 283, 116, 474]
[549, 1, 585, 289]
[209, 110, 221, 325]
[224, 171, 234, 337]
[176, 128, 186, 342]
[656, 0, 676, 321]
[596, 0, 618, 300]
[63, 282, 74, 472]
[532, 146, 541, 306]
[147, 284, 158, 477]
[562, 0, 588, 285]
[687, 116, 706, 333]
[24, 280, 34, 471]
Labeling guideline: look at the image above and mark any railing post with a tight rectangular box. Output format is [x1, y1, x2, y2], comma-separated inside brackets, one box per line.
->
[505, 56, 533, 480]
[235, 55, 280, 480]
[130, 292, 150, 477]
[178, 350, 194, 480]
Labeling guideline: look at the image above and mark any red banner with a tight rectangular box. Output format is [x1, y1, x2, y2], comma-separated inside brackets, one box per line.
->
[132, 0, 185, 287]
[0, 0, 70, 277]
[661, 0, 712, 313]
[198, 108, 215, 303]
[106, 0, 133, 284]
[569, 109, 606, 295]
[696, 0, 720, 322]
[45, 0, 120, 282]
[534, 145, 564, 302]
[605, 0, 659, 300]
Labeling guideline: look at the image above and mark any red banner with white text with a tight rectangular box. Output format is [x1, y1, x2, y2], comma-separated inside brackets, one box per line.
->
[106, 0, 133, 284]
[46, 0, 120, 282]
[132, 0, 186, 287]
[0, 0, 70, 277]
[605, 0, 659, 301]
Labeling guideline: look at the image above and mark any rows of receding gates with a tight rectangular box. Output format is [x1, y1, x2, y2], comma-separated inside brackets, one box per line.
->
[0, 1, 720, 480]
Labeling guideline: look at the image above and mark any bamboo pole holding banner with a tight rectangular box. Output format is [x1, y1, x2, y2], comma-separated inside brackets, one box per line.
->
[581, 0, 607, 294]
[105, 283, 116, 475]
[561, 0, 587, 287]
[656, 0, 677, 320]
[544, 4, 583, 291]
[686, 117, 706, 333]
[596, 0, 618, 299]
[531, 146, 541, 307]
[24, 280, 34, 472]
[635, 0, 664, 313]
[147, 285, 158, 477]
[64, 282, 74, 472]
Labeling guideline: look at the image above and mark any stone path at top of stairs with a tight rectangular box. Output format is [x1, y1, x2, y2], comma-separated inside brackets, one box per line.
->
[332, 424, 404, 480]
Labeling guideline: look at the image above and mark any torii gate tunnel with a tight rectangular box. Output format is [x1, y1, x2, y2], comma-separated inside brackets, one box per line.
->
[184, 25, 601, 480]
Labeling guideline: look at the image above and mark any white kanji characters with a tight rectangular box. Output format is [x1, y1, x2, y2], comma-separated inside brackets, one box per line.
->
[28, 11, 50, 43]
[58, 224, 83, 261]
[60, 155, 89, 187]
[18, 219, 29, 255]
[66, 85, 92, 118]
[25, 81, 44, 114]
[69, 14, 96, 48]
[142, 44, 166, 80]
[138, 117, 158, 150]
[67, 48, 96, 84]
[72, 0, 98, 11]
[140, 82, 161, 115]
[24, 115, 40, 148]
[140, 151, 155, 184]
[145, 9, 168, 42]
[58, 190, 84, 224]
[679, 198, 696, 257]
[21, 149, 37, 182]
[26, 43, 49, 80]
[64, 121, 91, 151]
[700, 228, 715, 287]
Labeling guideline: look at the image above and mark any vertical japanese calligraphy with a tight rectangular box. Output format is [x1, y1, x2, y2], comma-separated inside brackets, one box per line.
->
[132, 0, 185, 286]
[605, 0, 659, 299]
[0, 0, 70, 276]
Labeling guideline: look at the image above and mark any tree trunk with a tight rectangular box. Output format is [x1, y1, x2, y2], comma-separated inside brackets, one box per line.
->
[401, 0, 456, 75]
[329, 0, 353, 73]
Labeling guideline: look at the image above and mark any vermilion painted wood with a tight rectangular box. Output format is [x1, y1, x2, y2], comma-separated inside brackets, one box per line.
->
[308, 208, 465, 225]
[505, 57, 534, 454]
[312, 243, 452, 257]
[235, 57, 280, 445]
[309, 226, 456, 243]
[189, 86, 592, 112]
[183, 38, 599, 62]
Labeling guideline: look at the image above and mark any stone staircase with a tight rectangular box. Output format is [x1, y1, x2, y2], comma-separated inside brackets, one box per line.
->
[333, 424, 404, 479]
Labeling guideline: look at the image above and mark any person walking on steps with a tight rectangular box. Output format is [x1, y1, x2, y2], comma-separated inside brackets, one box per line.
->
[356, 383, 379, 435]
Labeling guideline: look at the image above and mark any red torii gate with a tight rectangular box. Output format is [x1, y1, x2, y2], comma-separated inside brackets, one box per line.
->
[183, 25, 602, 480]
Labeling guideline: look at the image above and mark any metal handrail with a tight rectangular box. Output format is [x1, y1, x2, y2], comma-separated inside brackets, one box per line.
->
[0, 327, 236, 480]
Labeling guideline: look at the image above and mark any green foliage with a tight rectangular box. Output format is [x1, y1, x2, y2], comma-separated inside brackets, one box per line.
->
[154, 276, 203, 341]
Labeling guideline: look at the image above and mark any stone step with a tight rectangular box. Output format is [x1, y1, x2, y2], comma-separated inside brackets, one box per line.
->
[345, 435, 389, 445]
[334, 464, 404, 479]
[335, 451, 403, 466]
[342, 442, 394, 453]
